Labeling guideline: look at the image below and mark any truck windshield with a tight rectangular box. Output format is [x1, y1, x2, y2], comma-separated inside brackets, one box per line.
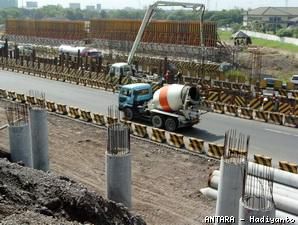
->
[120, 88, 132, 97]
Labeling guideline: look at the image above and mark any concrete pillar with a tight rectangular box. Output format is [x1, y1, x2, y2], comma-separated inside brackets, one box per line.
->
[106, 153, 131, 208]
[215, 158, 246, 224]
[30, 108, 49, 171]
[9, 123, 33, 167]
[239, 197, 275, 225]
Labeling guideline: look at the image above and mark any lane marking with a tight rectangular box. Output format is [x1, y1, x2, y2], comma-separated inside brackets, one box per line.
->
[265, 128, 298, 137]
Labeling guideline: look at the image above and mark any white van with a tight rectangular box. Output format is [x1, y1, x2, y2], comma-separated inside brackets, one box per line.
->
[291, 75, 298, 85]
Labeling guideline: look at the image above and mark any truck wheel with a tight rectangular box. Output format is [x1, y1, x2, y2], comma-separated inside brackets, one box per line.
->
[152, 115, 163, 128]
[124, 108, 133, 120]
[165, 117, 177, 132]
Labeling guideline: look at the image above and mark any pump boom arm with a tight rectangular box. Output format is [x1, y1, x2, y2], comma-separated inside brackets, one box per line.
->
[127, 1, 205, 65]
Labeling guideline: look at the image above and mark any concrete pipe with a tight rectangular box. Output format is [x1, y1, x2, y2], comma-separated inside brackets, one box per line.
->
[200, 187, 217, 200]
[209, 173, 298, 201]
[239, 196, 275, 225]
[30, 108, 49, 172]
[276, 210, 298, 225]
[215, 158, 245, 224]
[106, 152, 132, 209]
[248, 162, 298, 189]
[9, 123, 33, 167]
[201, 188, 298, 224]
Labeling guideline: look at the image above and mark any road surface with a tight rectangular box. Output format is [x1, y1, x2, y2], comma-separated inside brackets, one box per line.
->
[0, 70, 297, 164]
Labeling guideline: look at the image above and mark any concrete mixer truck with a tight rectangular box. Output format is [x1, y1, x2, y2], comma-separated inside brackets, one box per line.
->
[119, 83, 201, 131]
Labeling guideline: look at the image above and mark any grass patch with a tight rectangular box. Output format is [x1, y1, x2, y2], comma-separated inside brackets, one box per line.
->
[218, 30, 232, 42]
[218, 30, 298, 53]
[252, 37, 298, 53]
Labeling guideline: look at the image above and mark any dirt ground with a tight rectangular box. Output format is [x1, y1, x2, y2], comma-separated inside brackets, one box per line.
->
[237, 47, 298, 80]
[0, 104, 218, 225]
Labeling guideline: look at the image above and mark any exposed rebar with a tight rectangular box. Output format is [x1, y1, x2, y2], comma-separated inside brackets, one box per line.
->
[223, 129, 250, 163]
[29, 90, 46, 109]
[5, 102, 29, 126]
[107, 123, 130, 155]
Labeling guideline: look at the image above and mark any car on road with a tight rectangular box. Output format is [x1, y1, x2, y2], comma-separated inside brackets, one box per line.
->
[291, 75, 298, 87]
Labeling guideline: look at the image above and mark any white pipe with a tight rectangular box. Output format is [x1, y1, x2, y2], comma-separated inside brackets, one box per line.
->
[209, 173, 298, 200]
[200, 187, 217, 200]
[201, 188, 298, 224]
[276, 210, 298, 225]
[248, 162, 298, 189]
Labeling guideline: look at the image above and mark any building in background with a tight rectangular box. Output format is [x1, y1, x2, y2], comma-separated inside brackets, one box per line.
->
[0, 0, 18, 8]
[243, 7, 298, 31]
[96, 4, 102, 11]
[26, 1, 38, 9]
[86, 5, 95, 11]
[69, 3, 81, 9]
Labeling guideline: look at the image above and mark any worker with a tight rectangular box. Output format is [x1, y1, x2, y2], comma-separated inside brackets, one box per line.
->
[164, 70, 170, 84]
[176, 72, 182, 84]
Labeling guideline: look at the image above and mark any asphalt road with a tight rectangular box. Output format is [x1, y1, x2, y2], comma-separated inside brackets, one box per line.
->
[0, 70, 297, 164]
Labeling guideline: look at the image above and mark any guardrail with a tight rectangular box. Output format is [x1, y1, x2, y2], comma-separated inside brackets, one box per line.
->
[1, 88, 296, 171]
[207, 100, 298, 128]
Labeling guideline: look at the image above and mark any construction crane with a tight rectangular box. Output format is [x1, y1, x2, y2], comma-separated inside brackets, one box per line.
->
[107, 1, 205, 81]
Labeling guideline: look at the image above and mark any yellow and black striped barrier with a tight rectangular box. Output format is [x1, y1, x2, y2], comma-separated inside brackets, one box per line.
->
[268, 112, 284, 125]
[254, 110, 269, 122]
[0, 89, 7, 98]
[263, 100, 274, 112]
[68, 106, 80, 119]
[16, 93, 26, 103]
[93, 113, 105, 126]
[207, 143, 224, 159]
[36, 98, 46, 108]
[279, 102, 292, 115]
[284, 115, 298, 127]
[167, 132, 184, 148]
[225, 105, 238, 116]
[229, 148, 247, 157]
[234, 96, 246, 107]
[26, 96, 36, 105]
[187, 137, 204, 153]
[220, 93, 233, 105]
[254, 154, 272, 167]
[132, 123, 148, 138]
[120, 119, 132, 132]
[239, 108, 253, 120]
[207, 91, 219, 102]
[106, 116, 118, 126]
[279, 161, 298, 174]
[150, 128, 166, 143]
[46, 101, 56, 112]
[213, 103, 225, 114]
[7, 91, 16, 101]
[56, 103, 68, 115]
[80, 109, 92, 122]
[249, 98, 261, 110]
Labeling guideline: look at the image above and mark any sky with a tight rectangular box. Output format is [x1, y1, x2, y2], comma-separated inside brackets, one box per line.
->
[17, 0, 298, 10]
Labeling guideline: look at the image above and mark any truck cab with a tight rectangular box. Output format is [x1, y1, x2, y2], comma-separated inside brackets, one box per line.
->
[119, 83, 152, 120]
[109, 62, 134, 77]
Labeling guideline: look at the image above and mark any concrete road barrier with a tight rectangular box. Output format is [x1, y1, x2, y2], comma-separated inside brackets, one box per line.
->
[167, 132, 184, 148]
[132, 123, 148, 138]
[207, 143, 224, 159]
[254, 154, 272, 167]
[56, 103, 68, 115]
[279, 161, 298, 174]
[80, 109, 92, 122]
[254, 110, 269, 122]
[150, 128, 166, 143]
[93, 113, 105, 126]
[187, 137, 204, 153]
[46, 101, 56, 112]
[68, 106, 80, 119]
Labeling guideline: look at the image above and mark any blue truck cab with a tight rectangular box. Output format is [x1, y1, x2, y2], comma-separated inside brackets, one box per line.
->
[119, 83, 152, 120]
